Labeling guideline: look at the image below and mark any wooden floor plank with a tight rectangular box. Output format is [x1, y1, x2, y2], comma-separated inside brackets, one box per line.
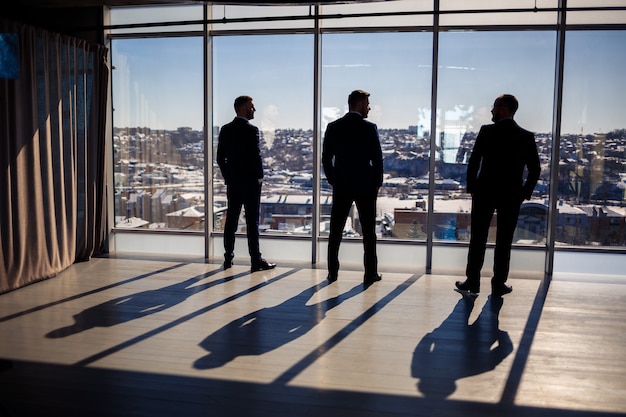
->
[0, 256, 625, 417]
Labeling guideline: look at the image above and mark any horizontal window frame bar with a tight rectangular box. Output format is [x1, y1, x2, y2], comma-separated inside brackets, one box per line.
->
[102, 5, 626, 33]
[107, 23, 626, 41]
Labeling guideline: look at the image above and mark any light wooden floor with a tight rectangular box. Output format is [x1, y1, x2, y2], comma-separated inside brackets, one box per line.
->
[0, 255, 625, 417]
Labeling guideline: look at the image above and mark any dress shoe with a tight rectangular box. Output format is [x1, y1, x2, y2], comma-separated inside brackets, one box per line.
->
[455, 280, 479, 297]
[364, 274, 382, 286]
[327, 273, 338, 283]
[251, 259, 276, 272]
[492, 282, 513, 296]
[223, 253, 234, 270]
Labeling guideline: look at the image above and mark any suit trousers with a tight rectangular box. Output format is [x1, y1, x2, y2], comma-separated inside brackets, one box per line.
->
[328, 187, 378, 277]
[466, 192, 521, 285]
[224, 183, 262, 261]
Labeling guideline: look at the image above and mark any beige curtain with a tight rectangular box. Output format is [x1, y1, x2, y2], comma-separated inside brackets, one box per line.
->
[0, 19, 109, 293]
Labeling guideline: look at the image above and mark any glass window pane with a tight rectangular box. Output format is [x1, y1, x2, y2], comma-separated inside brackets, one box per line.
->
[210, 5, 313, 30]
[568, 0, 626, 7]
[559, 31, 626, 247]
[567, 10, 626, 25]
[110, 5, 203, 34]
[112, 37, 204, 230]
[441, 12, 558, 26]
[320, 1, 432, 28]
[441, 0, 558, 10]
[440, 0, 559, 25]
[321, 32, 433, 240]
[435, 31, 555, 243]
[213, 34, 314, 236]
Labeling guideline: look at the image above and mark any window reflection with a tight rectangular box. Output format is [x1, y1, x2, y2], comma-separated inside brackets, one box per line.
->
[112, 37, 204, 230]
[559, 31, 626, 247]
[321, 32, 433, 240]
[212, 34, 313, 235]
[434, 31, 555, 243]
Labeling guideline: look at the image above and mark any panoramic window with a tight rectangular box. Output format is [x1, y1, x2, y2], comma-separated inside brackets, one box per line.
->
[107, 3, 626, 259]
[111, 37, 204, 230]
[435, 31, 555, 243]
[558, 30, 626, 247]
[321, 32, 433, 240]
[212, 34, 314, 235]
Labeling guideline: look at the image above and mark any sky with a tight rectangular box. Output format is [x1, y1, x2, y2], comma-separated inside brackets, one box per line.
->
[112, 30, 626, 136]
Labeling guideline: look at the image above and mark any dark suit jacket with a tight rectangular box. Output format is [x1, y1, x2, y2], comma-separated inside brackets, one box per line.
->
[467, 118, 540, 200]
[322, 112, 384, 191]
[217, 117, 264, 187]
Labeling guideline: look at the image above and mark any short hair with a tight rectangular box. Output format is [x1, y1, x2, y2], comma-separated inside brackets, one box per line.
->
[497, 94, 519, 114]
[348, 89, 370, 107]
[234, 95, 253, 112]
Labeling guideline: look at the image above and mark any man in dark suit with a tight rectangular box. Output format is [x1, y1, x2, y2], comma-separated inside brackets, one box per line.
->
[322, 90, 384, 286]
[217, 95, 276, 272]
[456, 94, 540, 297]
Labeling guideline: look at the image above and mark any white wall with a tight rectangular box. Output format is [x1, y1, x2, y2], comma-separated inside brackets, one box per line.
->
[111, 232, 557, 277]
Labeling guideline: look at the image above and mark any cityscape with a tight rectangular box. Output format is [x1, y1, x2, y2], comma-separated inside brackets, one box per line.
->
[113, 125, 626, 247]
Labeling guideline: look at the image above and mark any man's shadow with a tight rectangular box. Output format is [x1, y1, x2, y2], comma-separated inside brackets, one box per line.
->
[46, 271, 228, 338]
[412, 295, 513, 399]
[193, 281, 364, 369]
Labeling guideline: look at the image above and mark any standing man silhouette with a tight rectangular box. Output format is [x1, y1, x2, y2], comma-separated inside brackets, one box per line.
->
[456, 94, 540, 297]
[217, 95, 276, 272]
[322, 89, 384, 286]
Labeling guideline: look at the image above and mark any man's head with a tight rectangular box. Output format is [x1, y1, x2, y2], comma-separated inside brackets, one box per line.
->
[348, 89, 371, 118]
[491, 94, 518, 122]
[234, 95, 255, 120]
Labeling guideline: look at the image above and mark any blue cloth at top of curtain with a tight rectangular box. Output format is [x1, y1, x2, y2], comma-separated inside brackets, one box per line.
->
[0, 32, 19, 79]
